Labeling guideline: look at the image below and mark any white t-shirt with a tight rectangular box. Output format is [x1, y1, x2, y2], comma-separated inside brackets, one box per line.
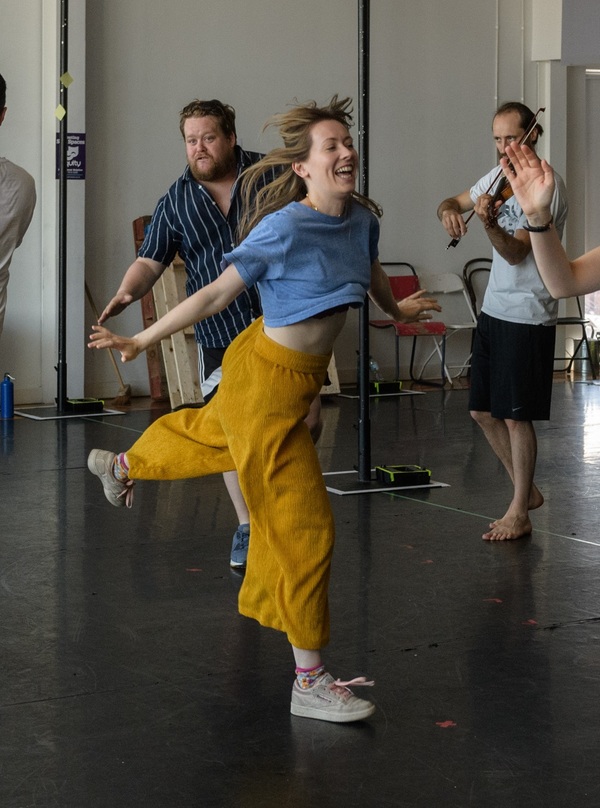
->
[470, 165, 568, 325]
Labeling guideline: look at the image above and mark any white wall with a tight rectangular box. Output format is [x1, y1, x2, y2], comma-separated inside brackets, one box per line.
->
[84, 0, 360, 396]
[562, 0, 600, 67]
[0, 0, 86, 405]
[2, 0, 589, 399]
[85, 0, 549, 393]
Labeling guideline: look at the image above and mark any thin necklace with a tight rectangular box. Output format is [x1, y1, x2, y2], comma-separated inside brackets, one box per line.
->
[305, 194, 345, 217]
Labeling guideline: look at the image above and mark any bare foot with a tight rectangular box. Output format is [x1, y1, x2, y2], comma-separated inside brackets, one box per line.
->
[483, 515, 532, 541]
[529, 485, 544, 511]
[490, 485, 544, 539]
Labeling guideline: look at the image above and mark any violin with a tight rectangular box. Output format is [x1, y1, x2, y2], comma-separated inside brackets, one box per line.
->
[446, 107, 545, 249]
[485, 167, 515, 228]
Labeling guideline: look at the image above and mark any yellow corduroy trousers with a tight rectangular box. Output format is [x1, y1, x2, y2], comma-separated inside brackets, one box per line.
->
[126, 318, 334, 650]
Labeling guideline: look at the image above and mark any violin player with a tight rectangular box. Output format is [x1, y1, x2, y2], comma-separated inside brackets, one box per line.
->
[436, 102, 568, 541]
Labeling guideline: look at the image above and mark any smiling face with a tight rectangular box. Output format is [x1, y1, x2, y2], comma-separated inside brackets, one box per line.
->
[184, 115, 237, 184]
[292, 119, 358, 205]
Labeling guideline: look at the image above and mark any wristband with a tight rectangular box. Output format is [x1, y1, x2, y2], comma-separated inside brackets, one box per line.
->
[523, 216, 553, 232]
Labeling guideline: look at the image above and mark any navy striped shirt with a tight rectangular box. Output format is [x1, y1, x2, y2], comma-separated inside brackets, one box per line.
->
[139, 146, 274, 348]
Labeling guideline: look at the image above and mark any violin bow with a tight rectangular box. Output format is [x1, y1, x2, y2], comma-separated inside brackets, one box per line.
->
[446, 107, 546, 249]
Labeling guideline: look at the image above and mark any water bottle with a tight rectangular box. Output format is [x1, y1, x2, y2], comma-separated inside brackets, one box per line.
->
[1, 373, 15, 419]
[369, 357, 383, 381]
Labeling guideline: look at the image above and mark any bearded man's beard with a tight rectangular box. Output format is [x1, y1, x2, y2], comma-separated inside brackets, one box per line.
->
[189, 153, 236, 183]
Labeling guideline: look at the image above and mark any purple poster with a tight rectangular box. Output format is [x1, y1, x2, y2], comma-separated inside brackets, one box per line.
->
[55, 133, 86, 180]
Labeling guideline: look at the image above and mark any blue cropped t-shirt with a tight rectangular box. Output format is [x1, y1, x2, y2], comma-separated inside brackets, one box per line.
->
[222, 200, 380, 327]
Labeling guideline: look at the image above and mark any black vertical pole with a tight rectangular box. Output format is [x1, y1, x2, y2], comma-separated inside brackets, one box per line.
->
[357, 0, 371, 481]
[56, 0, 69, 412]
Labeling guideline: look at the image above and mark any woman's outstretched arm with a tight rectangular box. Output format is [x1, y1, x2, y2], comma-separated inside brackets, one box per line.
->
[88, 263, 247, 361]
[503, 143, 600, 298]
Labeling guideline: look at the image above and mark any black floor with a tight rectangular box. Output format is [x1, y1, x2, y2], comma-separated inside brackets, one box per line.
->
[2, 378, 600, 808]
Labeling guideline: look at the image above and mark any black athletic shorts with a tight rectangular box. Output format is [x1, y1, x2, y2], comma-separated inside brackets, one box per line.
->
[468, 311, 555, 421]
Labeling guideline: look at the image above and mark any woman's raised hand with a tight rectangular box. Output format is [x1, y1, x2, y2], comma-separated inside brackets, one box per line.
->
[502, 142, 555, 222]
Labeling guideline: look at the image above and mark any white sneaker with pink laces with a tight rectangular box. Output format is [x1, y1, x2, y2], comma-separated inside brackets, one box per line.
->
[87, 449, 135, 508]
[290, 672, 375, 723]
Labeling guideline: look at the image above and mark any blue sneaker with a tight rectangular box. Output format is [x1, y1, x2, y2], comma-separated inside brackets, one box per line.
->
[230, 523, 250, 569]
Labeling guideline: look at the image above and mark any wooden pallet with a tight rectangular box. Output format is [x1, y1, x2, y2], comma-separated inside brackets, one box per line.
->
[134, 216, 201, 407]
[152, 257, 202, 409]
[133, 216, 169, 402]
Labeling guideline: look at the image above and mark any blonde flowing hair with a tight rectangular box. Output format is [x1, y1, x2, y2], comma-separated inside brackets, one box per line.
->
[237, 95, 382, 242]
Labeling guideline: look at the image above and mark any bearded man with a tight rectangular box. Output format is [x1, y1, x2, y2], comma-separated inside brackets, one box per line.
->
[99, 100, 282, 568]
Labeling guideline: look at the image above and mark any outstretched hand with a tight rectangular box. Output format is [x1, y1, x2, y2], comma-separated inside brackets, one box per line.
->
[88, 325, 141, 362]
[501, 142, 555, 220]
[398, 289, 442, 323]
[98, 292, 135, 324]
